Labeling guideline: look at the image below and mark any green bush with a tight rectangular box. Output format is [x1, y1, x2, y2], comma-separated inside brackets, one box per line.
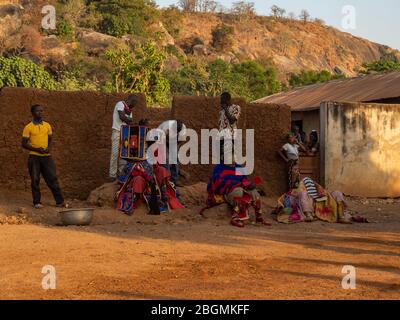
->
[56, 19, 75, 40]
[58, 70, 99, 91]
[361, 60, 400, 74]
[100, 15, 130, 37]
[167, 58, 282, 101]
[160, 6, 183, 37]
[165, 45, 185, 64]
[289, 69, 345, 87]
[105, 42, 170, 106]
[0, 56, 58, 89]
[93, 0, 158, 37]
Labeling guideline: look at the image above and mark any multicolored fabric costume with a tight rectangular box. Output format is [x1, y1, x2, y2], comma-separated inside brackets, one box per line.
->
[116, 161, 185, 215]
[273, 177, 350, 224]
[201, 164, 269, 227]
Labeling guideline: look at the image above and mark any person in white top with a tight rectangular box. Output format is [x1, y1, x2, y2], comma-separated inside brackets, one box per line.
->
[279, 132, 308, 189]
[157, 120, 187, 184]
[108, 95, 137, 181]
[218, 92, 240, 164]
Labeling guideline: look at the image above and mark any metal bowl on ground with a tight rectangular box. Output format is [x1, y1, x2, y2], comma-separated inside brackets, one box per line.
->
[60, 208, 94, 226]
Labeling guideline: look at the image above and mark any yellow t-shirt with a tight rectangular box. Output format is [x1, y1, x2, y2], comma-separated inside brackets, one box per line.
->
[22, 121, 52, 156]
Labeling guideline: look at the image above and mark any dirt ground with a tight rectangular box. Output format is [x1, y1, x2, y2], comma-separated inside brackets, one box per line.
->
[0, 185, 399, 300]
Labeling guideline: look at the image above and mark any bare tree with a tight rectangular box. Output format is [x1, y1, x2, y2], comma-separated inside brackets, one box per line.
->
[178, 0, 198, 12]
[299, 9, 311, 23]
[288, 12, 296, 20]
[197, 0, 219, 13]
[270, 5, 286, 19]
[231, 1, 255, 16]
[314, 18, 326, 25]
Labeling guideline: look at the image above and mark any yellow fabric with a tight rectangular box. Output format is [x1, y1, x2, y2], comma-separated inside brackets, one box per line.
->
[22, 121, 52, 156]
[275, 180, 340, 223]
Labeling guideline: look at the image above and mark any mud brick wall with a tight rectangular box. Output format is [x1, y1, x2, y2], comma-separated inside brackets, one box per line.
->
[248, 103, 291, 195]
[0, 88, 289, 199]
[172, 96, 290, 196]
[0, 87, 171, 199]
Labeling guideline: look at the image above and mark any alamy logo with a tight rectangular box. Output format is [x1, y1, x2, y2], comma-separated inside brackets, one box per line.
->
[341, 265, 356, 290]
[41, 265, 56, 290]
[341, 5, 356, 30]
[145, 128, 255, 175]
[41, 5, 56, 30]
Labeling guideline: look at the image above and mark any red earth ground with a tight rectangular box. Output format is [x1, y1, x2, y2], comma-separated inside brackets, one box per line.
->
[0, 184, 399, 300]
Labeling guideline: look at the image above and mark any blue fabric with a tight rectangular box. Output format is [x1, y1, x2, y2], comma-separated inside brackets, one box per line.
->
[207, 164, 247, 196]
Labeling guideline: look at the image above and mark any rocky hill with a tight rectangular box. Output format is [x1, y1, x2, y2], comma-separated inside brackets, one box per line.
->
[1, 1, 399, 81]
[175, 12, 399, 78]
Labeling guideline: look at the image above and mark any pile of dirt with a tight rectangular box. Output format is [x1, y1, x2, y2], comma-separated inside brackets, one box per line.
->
[0, 213, 28, 225]
[87, 182, 119, 207]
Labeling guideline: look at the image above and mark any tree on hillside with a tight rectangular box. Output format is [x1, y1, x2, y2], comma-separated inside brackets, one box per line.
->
[270, 5, 286, 19]
[231, 1, 256, 16]
[288, 12, 296, 20]
[314, 18, 325, 25]
[211, 24, 234, 51]
[105, 42, 170, 106]
[166, 59, 282, 101]
[289, 69, 345, 87]
[299, 9, 311, 23]
[178, 0, 197, 12]
[197, 0, 219, 12]
[93, 0, 158, 37]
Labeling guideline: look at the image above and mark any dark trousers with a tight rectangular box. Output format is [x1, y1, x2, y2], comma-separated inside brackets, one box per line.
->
[163, 163, 179, 183]
[28, 155, 64, 205]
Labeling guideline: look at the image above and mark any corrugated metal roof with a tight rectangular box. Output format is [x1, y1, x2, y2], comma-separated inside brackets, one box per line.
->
[253, 71, 400, 111]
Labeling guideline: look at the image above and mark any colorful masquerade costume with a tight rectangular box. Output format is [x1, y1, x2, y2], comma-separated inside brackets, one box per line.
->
[201, 164, 270, 227]
[116, 161, 185, 215]
[273, 177, 351, 224]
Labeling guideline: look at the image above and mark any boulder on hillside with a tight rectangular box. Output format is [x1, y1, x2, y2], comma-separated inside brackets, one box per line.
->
[76, 28, 127, 55]
[0, 3, 22, 41]
[148, 22, 175, 47]
[192, 44, 209, 56]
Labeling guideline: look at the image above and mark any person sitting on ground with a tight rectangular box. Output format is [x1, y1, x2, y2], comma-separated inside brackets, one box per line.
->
[157, 119, 187, 185]
[278, 132, 308, 190]
[22, 104, 67, 209]
[115, 120, 185, 216]
[200, 163, 271, 228]
[273, 176, 352, 224]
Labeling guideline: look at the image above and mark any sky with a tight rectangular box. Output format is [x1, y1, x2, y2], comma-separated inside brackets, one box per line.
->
[156, 0, 400, 50]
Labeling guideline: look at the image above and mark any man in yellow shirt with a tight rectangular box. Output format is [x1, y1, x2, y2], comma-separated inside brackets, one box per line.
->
[22, 104, 65, 209]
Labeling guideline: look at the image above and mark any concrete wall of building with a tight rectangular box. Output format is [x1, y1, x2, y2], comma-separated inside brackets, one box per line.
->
[321, 101, 400, 197]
